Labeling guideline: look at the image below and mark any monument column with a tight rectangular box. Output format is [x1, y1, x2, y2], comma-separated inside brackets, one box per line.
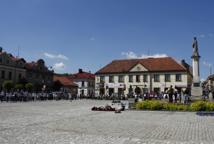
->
[191, 37, 202, 97]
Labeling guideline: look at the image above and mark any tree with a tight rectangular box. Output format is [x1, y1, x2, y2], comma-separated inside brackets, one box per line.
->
[3, 80, 14, 92]
[15, 84, 24, 90]
[52, 80, 62, 91]
[25, 83, 33, 92]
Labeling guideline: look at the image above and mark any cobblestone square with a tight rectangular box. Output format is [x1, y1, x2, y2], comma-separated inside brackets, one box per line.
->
[0, 100, 214, 144]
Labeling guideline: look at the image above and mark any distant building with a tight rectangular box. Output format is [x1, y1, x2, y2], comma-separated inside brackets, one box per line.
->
[0, 48, 26, 88]
[53, 74, 78, 96]
[204, 74, 214, 92]
[0, 47, 53, 91]
[70, 69, 95, 97]
[25, 59, 54, 90]
[95, 57, 192, 97]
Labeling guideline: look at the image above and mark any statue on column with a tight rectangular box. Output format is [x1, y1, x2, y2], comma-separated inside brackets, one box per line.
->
[192, 37, 198, 52]
[192, 37, 199, 56]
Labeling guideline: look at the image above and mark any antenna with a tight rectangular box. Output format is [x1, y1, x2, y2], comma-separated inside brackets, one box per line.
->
[210, 65, 212, 75]
[17, 46, 20, 58]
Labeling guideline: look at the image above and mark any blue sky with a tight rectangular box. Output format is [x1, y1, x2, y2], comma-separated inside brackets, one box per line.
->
[0, 0, 213, 80]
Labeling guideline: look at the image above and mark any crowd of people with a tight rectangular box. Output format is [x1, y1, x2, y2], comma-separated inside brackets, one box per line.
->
[0, 91, 76, 102]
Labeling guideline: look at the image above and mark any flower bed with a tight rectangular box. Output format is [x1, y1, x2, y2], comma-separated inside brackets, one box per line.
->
[135, 100, 214, 111]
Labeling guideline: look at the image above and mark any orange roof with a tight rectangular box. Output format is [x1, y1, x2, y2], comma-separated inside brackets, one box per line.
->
[54, 75, 78, 87]
[71, 72, 95, 79]
[96, 57, 187, 74]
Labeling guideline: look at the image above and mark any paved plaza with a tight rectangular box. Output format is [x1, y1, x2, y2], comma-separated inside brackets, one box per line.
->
[0, 100, 214, 144]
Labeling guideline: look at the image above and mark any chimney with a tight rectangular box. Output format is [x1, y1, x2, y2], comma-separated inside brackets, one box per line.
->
[79, 69, 83, 73]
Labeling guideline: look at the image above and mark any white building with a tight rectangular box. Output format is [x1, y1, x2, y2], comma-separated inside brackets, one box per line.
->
[70, 69, 95, 97]
[95, 57, 192, 97]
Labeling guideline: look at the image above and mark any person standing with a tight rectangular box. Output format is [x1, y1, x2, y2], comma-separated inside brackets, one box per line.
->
[168, 85, 174, 103]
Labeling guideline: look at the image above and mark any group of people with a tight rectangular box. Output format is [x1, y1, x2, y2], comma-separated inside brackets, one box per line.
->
[0, 91, 76, 102]
[167, 85, 190, 104]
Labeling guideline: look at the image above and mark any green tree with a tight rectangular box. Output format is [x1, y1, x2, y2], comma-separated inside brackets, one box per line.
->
[15, 84, 24, 90]
[3, 80, 14, 92]
[25, 83, 33, 92]
[52, 80, 62, 91]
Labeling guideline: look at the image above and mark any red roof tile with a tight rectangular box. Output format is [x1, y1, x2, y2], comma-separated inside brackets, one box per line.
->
[71, 72, 95, 79]
[96, 57, 187, 74]
[54, 75, 78, 87]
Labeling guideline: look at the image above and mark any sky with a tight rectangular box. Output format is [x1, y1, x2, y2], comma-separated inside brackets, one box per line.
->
[0, 0, 213, 80]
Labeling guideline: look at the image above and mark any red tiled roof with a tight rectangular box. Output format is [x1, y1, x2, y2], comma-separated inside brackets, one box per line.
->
[71, 72, 95, 79]
[96, 57, 187, 74]
[25, 62, 37, 69]
[54, 75, 78, 87]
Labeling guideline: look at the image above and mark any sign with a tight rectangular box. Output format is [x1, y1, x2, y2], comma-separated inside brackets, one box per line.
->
[106, 83, 125, 88]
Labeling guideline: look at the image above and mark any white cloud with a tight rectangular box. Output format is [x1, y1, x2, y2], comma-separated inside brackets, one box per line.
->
[53, 62, 65, 71]
[198, 33, 214, 38]
[199, 34, 205, 38]
[121, 51, 138, 59]
[203, 61, 212, 67]
[121, 51, 168, 59]
[44, 52, 69, 60]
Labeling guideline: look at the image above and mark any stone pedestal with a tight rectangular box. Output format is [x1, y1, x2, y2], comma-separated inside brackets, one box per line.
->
[191, 85, 202, 100]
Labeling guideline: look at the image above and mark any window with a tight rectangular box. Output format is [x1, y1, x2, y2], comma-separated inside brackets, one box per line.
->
[1, 71, 5, 79]
[118, 75, 124, 83]
[8, 72, 12, 80]
[165, 74, 171, 82]
[81, 81, 84, 87]
[176, 74, 182, 82]
[129, 75, 133, 82]
[18, 73, 22, 79]
[136, 75, 140, 83]
[143, 74, 148, 82]
[100, 76, 105, 83]
[0, 57, 2, 63]
[109, 76, 114, 83]
[154, 74, 160, 82]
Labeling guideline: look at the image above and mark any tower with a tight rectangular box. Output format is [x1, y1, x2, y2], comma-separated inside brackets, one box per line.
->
[191, 37, 202, 97]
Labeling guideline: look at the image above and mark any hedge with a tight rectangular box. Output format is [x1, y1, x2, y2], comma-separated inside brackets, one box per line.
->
[136, 100, 214, 111]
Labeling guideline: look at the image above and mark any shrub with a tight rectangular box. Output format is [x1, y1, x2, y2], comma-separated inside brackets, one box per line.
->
[206, 102, 214, 111]
[136, 100, 164, 110]
[25, 83, 33, 92]
[150, 100, 164, 110]
[163, 103, 178, 111]
[136, 100, 214, 111]
[190, 101, 207, 111]
[15, 84, 24, 90]
[2, 80, 14, 91]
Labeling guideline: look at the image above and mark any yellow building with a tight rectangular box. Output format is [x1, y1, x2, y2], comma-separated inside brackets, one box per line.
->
[95, 57, 192, 97]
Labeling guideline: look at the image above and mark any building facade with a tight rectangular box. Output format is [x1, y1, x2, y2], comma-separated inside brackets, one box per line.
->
[53, 74, 78, 96]
[0, 48, 53, 91]
[0, 48, 26, 88]
[25, 59, 54, 90]
[70, 69, 95, 97]
[95, 57, 192, 97]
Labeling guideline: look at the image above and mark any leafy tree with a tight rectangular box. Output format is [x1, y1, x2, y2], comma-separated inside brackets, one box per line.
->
[3, 80, 14, 91]
[25, 83, 33, 92]
[15, 84, 24, 90]
[52, 80, 62, 91]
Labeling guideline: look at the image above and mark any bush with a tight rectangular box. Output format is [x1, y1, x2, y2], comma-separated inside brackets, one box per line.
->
[150, 100, 164, 110]
[163, 103, 178, 111]
[25, 83, 33, 92]
[205, 102, 214, 111]
[2, 80, 14, 91]
[136, 100, 214, 111]
[15, 84, 24, 90]
[136, 100, 164, 110]
[190, 101, 207, 111]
